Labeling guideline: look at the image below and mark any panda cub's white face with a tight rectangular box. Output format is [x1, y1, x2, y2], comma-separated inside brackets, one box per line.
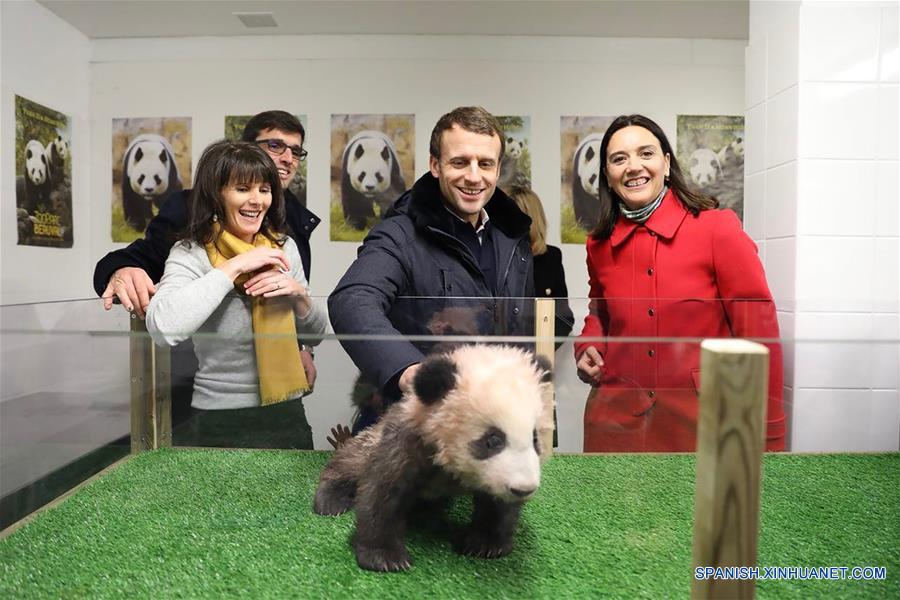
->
[128, 140, 171, 200]
[25, 140, 49, 185]
[49, 135, 69, 161]
[412, 345, 547, 504]
[577, 137, 603, 197]
[348, 138, 393, 197]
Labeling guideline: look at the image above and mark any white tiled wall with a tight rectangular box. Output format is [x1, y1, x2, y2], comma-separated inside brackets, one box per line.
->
[748, 0, 900, 451]
[765, 161, 797, 238]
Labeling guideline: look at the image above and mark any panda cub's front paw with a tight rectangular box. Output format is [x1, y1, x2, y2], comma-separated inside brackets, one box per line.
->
[456, 529, 513, 559]
[354, 544, 413, 572]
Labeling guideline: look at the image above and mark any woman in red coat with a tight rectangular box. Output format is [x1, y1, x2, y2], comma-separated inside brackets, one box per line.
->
[574, 115, 785, 452]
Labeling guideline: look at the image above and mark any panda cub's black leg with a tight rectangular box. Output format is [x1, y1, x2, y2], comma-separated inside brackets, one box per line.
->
[457, 492, 522, 558]
[351, 426, 429, 572]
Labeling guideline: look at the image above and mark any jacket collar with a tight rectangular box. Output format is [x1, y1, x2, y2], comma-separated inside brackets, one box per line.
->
[609, 188, 687, 247]
[285, 189, 320, 237]
[393, 173, 531, 240]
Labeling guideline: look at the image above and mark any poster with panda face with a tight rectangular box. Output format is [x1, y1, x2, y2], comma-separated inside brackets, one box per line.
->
[497, 116, 531, 193]
[330, 114, 415, 242]
[111, 117, 192, 242]
[560, 116, 615, 244]
[225, 115, 308, 207]
[15, 95, 73, 248]
[677, 115, 745, 220]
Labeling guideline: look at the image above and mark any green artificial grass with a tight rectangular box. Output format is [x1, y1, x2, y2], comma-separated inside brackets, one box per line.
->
[1, 450, 897, 599]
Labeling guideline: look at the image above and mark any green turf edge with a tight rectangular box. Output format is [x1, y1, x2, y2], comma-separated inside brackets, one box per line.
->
[0, 449, 896, 599]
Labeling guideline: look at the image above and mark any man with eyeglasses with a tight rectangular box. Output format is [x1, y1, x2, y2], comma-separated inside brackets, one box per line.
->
[93, 111, 321, 419]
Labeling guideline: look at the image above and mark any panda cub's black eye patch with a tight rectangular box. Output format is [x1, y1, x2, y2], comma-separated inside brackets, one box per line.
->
[470, 427, 506, 460]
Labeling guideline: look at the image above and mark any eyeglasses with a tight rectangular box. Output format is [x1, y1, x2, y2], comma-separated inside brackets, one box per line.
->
[257, 139, 307, 162]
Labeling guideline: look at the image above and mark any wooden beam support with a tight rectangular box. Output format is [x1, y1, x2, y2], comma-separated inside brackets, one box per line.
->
[534, 298, 556, 461]
[691, 339, 769, 600]
[129, 316, 172, 452]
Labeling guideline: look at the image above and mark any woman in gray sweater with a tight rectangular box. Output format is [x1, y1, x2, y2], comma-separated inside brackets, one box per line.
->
[146, 140, 327, 448]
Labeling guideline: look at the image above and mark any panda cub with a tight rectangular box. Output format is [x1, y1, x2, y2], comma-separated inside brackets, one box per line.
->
[314, 345, 552, 572]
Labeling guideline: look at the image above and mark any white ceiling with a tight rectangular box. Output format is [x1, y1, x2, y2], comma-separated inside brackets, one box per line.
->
[37, 0, 749, 40]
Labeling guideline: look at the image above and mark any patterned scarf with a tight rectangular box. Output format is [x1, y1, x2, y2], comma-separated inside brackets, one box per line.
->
[205, 227, 308, 405]
[619, 185, 668, 223]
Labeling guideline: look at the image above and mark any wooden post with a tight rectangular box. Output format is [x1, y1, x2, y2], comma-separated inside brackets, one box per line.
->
[534, 298, 556, 461]
[129, 316, 172, 452]
[691, 339, 769, 600]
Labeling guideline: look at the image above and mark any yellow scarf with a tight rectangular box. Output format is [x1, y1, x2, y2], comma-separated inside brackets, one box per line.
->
[205, 228, 309, 406]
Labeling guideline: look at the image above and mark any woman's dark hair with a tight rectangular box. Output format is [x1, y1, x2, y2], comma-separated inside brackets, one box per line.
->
[185, 140, 286, 246]
[590, 114, 717, 239]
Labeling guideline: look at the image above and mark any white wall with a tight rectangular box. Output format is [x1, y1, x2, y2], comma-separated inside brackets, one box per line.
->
[0, 0, 92, 305]
[746, 0, 900, 451]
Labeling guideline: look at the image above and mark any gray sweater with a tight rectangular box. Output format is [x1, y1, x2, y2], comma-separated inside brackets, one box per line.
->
[146, 237, 328, 410]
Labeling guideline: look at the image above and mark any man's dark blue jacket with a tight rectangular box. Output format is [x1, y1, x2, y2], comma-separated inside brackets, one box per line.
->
[328, 173, 534, 405]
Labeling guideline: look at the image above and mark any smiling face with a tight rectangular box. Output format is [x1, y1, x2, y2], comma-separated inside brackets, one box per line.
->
[604, 125, 671, 210]
[221, 179, 272, 243]
[254, 128, 303, 188]
[429, 125, 502, 225]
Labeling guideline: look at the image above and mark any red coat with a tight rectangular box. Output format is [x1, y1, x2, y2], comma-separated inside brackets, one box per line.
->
[574, 190, 785, 452]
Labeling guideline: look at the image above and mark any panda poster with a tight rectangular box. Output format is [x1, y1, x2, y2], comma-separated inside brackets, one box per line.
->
[676, 115, 745, 220]
[14, 95, 73, 248]
[111, 117, 192, 242]
[560, 116, 615, 244]
[225, 115, 308, 207]
[496, 116, 531, 192]
[330, 114, 415, 242]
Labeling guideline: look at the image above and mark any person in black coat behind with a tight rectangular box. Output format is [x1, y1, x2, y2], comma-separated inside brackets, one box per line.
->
[509, 186, 574, 348]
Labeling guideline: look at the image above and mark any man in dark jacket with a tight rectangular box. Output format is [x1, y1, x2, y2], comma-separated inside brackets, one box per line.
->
[329, 106, 534, 431]
[94, 110, 321, 392]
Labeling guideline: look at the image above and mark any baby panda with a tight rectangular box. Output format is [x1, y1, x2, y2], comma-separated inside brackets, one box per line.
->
[45, 135, 69, 173]
[23, 139, 52, 213]
[498, 136, 526, 191]
[121, 133, 183, 232]
[340, 130, 405, 230]
[571, 133, 604, 230]
[314, 345, 552, 572]
[716, 136, 744, 167]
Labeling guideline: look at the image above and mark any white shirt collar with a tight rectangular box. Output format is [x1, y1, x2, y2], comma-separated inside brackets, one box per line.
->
[444, 205, 490, 235]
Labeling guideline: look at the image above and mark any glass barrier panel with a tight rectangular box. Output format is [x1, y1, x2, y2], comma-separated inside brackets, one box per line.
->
[0, 299, 132, 528]
[2, 296, 898, 529]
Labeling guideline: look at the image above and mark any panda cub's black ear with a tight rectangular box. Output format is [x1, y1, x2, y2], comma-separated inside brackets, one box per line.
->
[413, 355, 457, 405]
[532, 354, 553, 384]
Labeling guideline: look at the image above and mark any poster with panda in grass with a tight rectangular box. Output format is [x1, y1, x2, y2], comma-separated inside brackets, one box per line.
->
[560, 115, 616, 244]
[15, 95, 72, 248]
[496, 116, 532, 193]
[330, 114, 414, 242]
[111, 117, 192, 242]
[677, 115, 745, 221]
[225, 115, 308, 206]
